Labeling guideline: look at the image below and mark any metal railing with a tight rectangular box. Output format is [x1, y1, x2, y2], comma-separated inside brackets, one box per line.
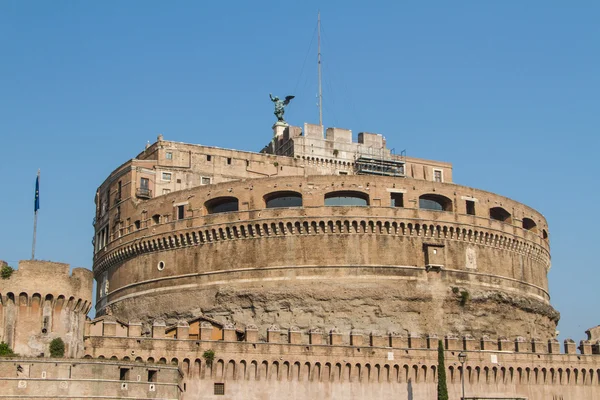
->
[136, 188, 152, 199]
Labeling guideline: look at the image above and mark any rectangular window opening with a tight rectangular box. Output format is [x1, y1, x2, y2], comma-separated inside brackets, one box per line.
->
[227, 158, 232, 165]
[201, 177, 211, 185]
[466, 200, 476, 215]
[161, 172, 172, 181]
[177, 205, 185, 220]
[206, 155, 212, 162]
[391, 193, 404, 208]
[214, 383, 225, 395]
[165, 152, 173, 160]
[433, 169, 443, 183]
[120, 368, 130, 381]
[147, 370, 157, 382]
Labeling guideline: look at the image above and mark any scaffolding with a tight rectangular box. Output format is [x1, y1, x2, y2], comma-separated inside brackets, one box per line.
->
[355, 149, 406, 177]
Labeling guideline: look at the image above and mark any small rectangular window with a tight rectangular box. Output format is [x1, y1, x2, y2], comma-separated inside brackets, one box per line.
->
[391, 193, 404, 207]
[161, 172, 172, 181]
[338, 171, 348, 175]
[201, 177, 211, 185]
[177, 205, 185, 220]
[134, 220, 141, 230]
[165, 152, 173, 160]
[466, 200, 476, 215]
[120, 368, 130, 381]
[206, 155, 212, 162]
[214, 383, 225, 395]
[162, 189, 171, 195]
[433, 169, 443, 182]
[227, 158, 232, 165]
[147, 370, 157, 382]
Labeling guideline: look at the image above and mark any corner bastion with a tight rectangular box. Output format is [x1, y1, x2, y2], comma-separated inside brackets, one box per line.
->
[0, 260, 93, 357]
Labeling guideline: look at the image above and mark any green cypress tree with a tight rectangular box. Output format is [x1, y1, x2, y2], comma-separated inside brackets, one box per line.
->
[437, 340, 449, 400]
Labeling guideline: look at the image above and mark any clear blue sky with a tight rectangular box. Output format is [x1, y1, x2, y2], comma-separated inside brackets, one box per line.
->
[0, 1, 598, 341]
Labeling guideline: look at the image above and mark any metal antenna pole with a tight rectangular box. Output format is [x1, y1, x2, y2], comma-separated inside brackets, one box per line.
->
[318, 11, 323, 126]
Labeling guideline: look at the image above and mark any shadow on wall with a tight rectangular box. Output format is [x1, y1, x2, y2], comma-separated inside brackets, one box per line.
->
[407, 378, 413, 400]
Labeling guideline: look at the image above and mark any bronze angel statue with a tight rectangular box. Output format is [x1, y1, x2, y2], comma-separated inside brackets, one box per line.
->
[270, 93, 295, 123]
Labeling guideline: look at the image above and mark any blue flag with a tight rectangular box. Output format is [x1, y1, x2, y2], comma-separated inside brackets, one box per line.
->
[34, 175, 40, 212]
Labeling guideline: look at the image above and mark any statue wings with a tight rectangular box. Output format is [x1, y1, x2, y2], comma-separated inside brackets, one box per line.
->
[283, 95, 295, 106]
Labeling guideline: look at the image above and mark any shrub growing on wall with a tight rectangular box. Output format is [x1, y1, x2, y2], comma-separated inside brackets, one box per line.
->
[49, 338, 65, 358]
[0, 342, 14, 357]
[202, 349, 215, 366]
[0, 265, 13, 280]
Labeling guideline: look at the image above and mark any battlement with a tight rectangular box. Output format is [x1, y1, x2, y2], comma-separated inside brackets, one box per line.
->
[0, 260, 93, 302]
[85, 317, 598, 357]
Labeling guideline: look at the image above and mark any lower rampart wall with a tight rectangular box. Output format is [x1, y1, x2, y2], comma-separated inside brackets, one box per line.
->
[0, 358, 181, 399]
[83, 324, 600, 400]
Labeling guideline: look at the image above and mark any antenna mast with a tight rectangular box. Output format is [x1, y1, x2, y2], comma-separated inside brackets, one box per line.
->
[318, 11, 323, 126]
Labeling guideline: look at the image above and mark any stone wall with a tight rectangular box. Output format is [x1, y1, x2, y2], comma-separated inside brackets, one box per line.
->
[0, 260, 93, 357]
[92, 174, 555, 338]
[0, 358, 180, 399]
[83, 319, 600, 400]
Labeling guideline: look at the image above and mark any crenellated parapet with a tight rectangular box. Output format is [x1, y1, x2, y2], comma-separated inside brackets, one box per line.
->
[0, 260, 93, 357]
[84, 317, 598, 357]
[82, 318, 600, 399]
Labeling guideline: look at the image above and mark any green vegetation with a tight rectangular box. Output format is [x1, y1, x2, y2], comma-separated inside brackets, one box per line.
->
[202, 349, 215, 366]
[1, 265, 13, 280]
[460, 290, 470, 306]
[0, 342, 14, 357]
[49, 338, 65, 358]
[333, 149, 339, 156]
[273, 161, 279, 167]
[451, 286, 459, 294]
[437, 340, 448, 400]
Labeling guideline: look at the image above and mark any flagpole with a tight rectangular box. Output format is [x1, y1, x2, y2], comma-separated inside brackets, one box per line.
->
[31, 169, 40, 260]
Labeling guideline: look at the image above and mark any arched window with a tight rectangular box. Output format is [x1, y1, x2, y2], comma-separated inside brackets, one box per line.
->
[522, 217, 537, 232]
[264, 191, 302, 208]
[324, 191, 369, 206]
[490, 207, 512, 223]
[542, 229, 548, 240]
[419, 194, 452, 212]
[205, 197, 239, 214]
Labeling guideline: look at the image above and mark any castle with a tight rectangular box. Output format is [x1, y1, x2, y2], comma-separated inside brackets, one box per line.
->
[0, 122, 598, 399]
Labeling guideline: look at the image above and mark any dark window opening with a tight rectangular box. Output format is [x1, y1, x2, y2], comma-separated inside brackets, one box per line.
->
[490, 207, 512, 223]
[466, 200, 476, 215]
[177, 205, 185, 220]
[120, 368, 130, 381]
[134, 220, 141, 230]
[206, 155, 212, 162]
[205, 197, 239, 214]
[542, 229, 548, 240]
[391, 193, 404, 207]
[152, 214, 161, 225]
[214, 383, 225, 395]
[227, 157, 232, 165]
[325, 191, 369, 206]
[147, 370, 157, 382]
[419, 194, 452, 212]
[140, 178, 149, 189]
[117, 181, 122, 202]
[265, 191, 302, 208]
[523, 217, 537, 232]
